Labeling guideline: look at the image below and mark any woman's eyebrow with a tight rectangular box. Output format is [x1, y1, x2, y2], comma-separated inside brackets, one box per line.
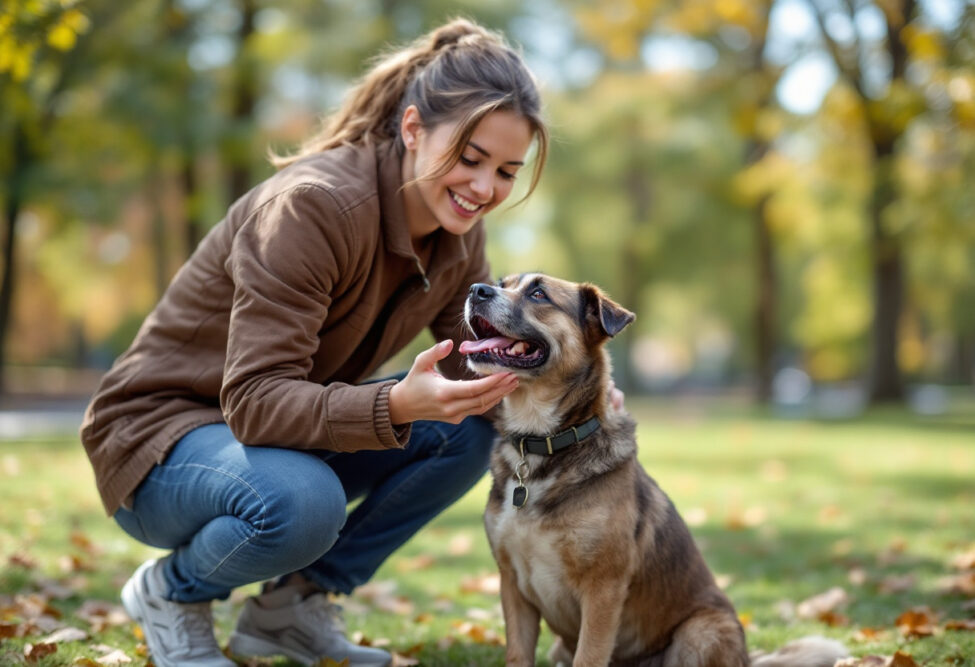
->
[468, 141, 525, 165]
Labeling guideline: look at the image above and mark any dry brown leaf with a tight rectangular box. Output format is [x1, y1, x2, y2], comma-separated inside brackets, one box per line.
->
[816, 610, 849, 627]
[313, 659, 350, 667]
[413, 612, 434, 624]
[887, 651, 920, 667]
[878, 574, 917, 594]
[797, 587, 848, 619]
[451, 621, 503, 646]
[447, 533, 474, 556]
[459, 573, 500, 595]
[835, 657, 886, 667]
[950, 547, 975, 571]
[72, 658, 101, 666]
[76, 600, 130, 631]
[394, 554, 435, 573]
[852, 627, 888, 642]
[0, 622, 17, 639]
[69, 531, 101, 556]
[390, 653, 420, 667]
[895, 607, 938, 638]
[9, 553, 38, 570]
[937, 571, 975, 596]
[945, 619, 975, 631]
[24, 642, 57, 662]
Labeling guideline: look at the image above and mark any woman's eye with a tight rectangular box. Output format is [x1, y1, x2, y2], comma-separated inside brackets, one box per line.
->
[498, 169, 516, 181]
[460, 156, 477, 166]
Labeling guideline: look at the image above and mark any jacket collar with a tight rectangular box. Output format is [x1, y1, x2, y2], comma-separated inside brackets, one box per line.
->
[376, 140, 471, 282]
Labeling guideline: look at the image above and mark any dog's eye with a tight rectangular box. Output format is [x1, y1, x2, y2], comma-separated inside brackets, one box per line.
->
[528, 287, 548, 302]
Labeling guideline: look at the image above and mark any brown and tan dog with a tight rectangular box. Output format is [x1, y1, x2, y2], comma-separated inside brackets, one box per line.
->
[459, 274, 848, 667]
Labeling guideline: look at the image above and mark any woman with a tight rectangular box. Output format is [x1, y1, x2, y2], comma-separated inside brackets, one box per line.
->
[80, 18, 548, 667]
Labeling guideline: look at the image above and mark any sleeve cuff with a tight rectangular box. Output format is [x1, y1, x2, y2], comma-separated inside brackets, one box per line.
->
[374, 380, 411, 449]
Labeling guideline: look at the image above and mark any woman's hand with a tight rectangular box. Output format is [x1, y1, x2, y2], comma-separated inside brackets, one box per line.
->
[608, 379, 625, 416]
[388, 340, 519, 425]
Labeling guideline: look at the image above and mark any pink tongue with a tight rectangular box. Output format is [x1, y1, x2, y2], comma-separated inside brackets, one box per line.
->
[459, 336, 516, 355]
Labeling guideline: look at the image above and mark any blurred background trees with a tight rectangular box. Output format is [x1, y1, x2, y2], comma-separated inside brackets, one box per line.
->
[1, 0, 973, 411]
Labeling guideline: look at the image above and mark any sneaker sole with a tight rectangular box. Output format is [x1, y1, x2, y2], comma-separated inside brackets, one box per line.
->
[228, 631, 391, 667]
[121, 560, 183, 667]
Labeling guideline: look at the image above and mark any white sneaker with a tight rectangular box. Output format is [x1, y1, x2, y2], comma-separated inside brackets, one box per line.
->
[228, 585, 392, 667]
[121, 558, 235, 667]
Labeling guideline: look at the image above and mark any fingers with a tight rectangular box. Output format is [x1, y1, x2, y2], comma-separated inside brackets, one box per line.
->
[413, 340, 454, 371]
[440, 372, 516, 403]
[449, 378, 517, 417]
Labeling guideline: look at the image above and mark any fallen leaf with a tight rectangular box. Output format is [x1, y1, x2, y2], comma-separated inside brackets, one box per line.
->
[391, 653, 420, 667]
[69, 531, 101, 556]
[888, 651, 920, 667]
[895, 607, 938, 638]
[853, 627, 888, 642]
[937, 571, 975, 596]
[413, 612, 434, 624]
[76, 600, 129, 631]
[945, 619, 975, 631]
[73, 659, 101, 666]
[950, 547, 975, 571]
[737, 612, 754, 629]
[447, 533, 474, 556]
[834, 657, 886, 667]
[95, 650, 132, 665]
[313, 659, 350, 667]
[394, 554, 435, 573]
[797, 587, 848, 619]
[878, 574, 916, 594]
[817, 610, 849, 627]
[0, 622, 17, 639]
[9, 554, 38, 570]
[460, 573, 500, 596]
[24, 642, 57, 662]
[42, 626, 88, 643]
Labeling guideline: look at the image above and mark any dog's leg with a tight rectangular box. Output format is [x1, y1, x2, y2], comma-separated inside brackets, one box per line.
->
[661, 607, 748, 667]
[572, 580, 627, 667]
[498, 565, 541, 666]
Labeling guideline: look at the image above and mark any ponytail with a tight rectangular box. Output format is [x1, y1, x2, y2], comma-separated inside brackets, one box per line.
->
[271, 18, 548, 196]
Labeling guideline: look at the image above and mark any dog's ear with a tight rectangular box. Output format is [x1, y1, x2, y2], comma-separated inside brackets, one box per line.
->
[581, 284, 635, 341]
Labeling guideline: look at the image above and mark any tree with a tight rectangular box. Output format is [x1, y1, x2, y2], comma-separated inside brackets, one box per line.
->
[0, 0, 92, 391]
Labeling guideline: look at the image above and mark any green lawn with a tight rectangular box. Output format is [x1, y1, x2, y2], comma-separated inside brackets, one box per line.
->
[1, 397, 974, 665]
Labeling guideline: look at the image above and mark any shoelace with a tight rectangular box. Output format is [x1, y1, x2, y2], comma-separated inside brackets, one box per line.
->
[174, 602, 222, 658]
[305, 594, 347, 634]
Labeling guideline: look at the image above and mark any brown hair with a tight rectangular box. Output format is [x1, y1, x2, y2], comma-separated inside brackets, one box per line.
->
[272, 18, 548, 198]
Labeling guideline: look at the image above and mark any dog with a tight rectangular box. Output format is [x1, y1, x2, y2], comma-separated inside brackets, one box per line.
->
[458, 274, 848, 667]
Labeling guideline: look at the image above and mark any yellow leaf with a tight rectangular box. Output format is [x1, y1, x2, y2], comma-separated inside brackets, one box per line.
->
[47, 22, 77, 50]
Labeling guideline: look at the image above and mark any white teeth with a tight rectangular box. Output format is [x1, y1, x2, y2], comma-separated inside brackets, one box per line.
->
[451, 191, 481, 212]
[509, 341, 527, 356]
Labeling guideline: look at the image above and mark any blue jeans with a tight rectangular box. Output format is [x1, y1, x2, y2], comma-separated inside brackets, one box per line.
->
[113, 417, 495, 603]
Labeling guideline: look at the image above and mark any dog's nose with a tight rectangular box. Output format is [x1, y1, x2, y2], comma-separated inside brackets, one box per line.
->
[469, 283, 496, 304]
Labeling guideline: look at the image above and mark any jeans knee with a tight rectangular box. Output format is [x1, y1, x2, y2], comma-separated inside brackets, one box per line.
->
[258, 461, 347, 564]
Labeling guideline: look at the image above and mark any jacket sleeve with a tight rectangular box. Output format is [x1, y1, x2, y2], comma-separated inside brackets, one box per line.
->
[429, 223, 491, 383]
[219, 184, 408, 451]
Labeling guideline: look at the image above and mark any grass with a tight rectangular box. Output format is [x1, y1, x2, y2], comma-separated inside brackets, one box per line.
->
[1, 396, 974, 665]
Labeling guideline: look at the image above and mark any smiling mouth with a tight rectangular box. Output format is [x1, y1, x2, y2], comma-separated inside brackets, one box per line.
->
[458, 316, 548, 369]
[450, 190, 484, 214]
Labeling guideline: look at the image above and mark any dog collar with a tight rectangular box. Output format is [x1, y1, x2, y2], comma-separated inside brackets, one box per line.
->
[514, 416, 601, 457]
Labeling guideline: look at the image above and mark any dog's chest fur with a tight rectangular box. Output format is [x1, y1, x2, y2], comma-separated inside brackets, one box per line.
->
[484, 419, 640, 640]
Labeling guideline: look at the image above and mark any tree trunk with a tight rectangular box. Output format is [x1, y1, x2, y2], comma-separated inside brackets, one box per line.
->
[0, 124, 30, 395]
[867, 146, 905, 402]
[753, 188, 775, 403]
[228, 0, 257, 203]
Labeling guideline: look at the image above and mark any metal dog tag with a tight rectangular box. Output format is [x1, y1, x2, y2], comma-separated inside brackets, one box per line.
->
[512, 484, 528, 508]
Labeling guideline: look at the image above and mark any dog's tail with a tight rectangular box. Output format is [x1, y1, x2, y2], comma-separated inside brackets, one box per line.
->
[750, 636, 849, 667]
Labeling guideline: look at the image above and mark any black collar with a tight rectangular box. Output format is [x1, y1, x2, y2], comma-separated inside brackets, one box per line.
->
[513, 416, 601, 457]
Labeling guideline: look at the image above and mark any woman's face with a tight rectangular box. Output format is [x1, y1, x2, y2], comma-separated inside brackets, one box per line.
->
[402, 107, 534, 239]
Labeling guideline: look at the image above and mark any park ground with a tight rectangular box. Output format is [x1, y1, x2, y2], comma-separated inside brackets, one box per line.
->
[1, 395, 974, 666]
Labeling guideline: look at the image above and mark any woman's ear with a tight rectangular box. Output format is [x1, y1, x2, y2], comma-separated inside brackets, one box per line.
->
[400, 105, 423, 150]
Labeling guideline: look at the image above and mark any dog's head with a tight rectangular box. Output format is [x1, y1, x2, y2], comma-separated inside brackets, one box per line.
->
[459, 273, 635, 382]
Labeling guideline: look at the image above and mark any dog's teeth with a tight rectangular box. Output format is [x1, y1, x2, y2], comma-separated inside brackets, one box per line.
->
[509, 342, 527, 356]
